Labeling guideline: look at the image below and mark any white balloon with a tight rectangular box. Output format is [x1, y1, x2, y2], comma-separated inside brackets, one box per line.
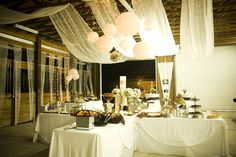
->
[103, 23, 117, 36]
[115, 12, 140, 36]
[133, 41, 153, 59]
[65, 75, 72, 82]
[96, 35, 114, 53]
[87, 31, 99, 43]
[120, 39, 132, 50]
[144, 19, 156, 31]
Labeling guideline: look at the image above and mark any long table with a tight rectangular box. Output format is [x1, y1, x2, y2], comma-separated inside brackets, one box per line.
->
[49, 116, 135, 157]
[33, 113, 75, 143]
[135, 117, 229, 157]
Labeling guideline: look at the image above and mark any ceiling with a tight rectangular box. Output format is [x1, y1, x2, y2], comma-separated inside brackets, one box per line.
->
[0, 0, 235, 46]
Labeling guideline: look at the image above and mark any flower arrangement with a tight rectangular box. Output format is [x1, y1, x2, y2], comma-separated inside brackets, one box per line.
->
[123, 88, 142, 112]
[112, 86, 120, 96]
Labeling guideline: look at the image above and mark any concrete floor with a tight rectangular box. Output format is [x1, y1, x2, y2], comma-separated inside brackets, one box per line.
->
[0, 122, 179, 157]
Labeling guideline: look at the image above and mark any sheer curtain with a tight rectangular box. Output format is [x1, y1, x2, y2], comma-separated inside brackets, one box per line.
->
[26, 48, 35, 120]
[64, 57, 70, 101]
[88, 0, 135, 57]
[40, 53, 46, 106]
[57, 58, 63, 102]
[49, 55, 55, 103]
[180, 0, 214, 59]
[132, 0, 177, 56]
[50, 4, 127, 63]
[0, 43, 8, 121]
[13, 46, 22, 125]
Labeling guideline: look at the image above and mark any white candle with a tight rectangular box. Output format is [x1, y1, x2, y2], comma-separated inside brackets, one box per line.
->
[120, 76, 126, 93]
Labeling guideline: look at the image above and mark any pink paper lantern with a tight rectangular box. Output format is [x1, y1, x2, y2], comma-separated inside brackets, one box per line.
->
[96, 35, 114, 53]
[115, 12, 140, 36]
[144, 19, 156, 31]
[87, 31, 99, 43]
[120, 39, 132, 50]
[103, 23, 117, 36]
[133, 41, 153, 59]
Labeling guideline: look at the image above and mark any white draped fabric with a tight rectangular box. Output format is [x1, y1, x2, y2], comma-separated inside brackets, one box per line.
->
[26, 49, 35, 120]
[88, 0, 135, 57]
[132, 0, 177, 56]
[40, 53, 47, 106]
[63, 57, 70, 101]
[180, 0, 214, 59]
[50, 4, 127, 63]
[57, 58, 63, 102]
[0, 43, 8, 121]
[49, 56, 55, 103]
[13, 46, 22, 125]
[158, 62, 174, 99]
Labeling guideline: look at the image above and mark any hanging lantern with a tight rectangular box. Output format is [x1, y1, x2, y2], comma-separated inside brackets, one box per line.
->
[133, 41, 153, 59]
[115, 12, 140, 36]
[96, 35, 114, 53]
[144, 19, 156, 31]
[87, 31, 99, 43]
[103, 23, 117, 36]
[120, 39, 132, 50]
[110, 51, 121, 62]
[65, 75, 72, 82]
[68, 69, 79, 80]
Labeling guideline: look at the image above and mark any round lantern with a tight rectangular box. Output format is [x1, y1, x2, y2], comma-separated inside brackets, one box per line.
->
[68, 69, 79, 79]
[87, 31, 99, 43]
[96, 35, 114, 53]
[144, 19, 156, 31]
[133, 41, 153, 59]
[115, 12, 140, 36]
[110, 51, 121, 62]
[103, 23, 117, 36]
[65, 75, 72, 82]
[120, 39, 132, 50]
[72, 73, 80, 80]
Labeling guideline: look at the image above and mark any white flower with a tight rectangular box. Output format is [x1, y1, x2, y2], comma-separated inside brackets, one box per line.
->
[112, 88, 120, 96]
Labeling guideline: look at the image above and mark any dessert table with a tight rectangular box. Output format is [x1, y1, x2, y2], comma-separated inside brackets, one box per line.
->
[49, 116, 136, 157]
[134, 117, 229, 157]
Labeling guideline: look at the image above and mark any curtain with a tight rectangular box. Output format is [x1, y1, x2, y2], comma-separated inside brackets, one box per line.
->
[49, 55, 55, 103]
[132, 0, 177, 56]
[40, 53, 46, 106]
[64, 57, 70, 101]
[180, 0, 214, 59]
[88, 0, 135, 57]
[57, 58, 63, 102]
[26, 48, 35, 120]
[0, 43, 8, 121]
[13, 46, 22, 125]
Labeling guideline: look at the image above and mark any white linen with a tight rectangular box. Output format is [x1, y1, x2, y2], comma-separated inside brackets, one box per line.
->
[49, 120, 135, 157]
[33, 113, 75, 143]
[135, 117, 229, 157]
[180, 0, 214, 59]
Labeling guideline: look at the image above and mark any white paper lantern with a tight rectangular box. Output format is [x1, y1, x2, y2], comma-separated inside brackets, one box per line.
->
[72, 73, 80, 80]
[87, 31, 99, 43]
[133, 41, 153, 59]
[120, 39, 132, 50]
[96, 35, 114, 53]
[65, 75, 72, 82]
[68, 69, 79, 80]
[144, 19, 156, 31]
[103, 23, 117, 36]
[115, 12, 140, 36]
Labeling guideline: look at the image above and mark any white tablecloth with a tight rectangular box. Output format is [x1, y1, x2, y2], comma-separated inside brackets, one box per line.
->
[135, 117, 229, 157]
[49, 116, 136, 157]
[33, 113, 75, 143]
